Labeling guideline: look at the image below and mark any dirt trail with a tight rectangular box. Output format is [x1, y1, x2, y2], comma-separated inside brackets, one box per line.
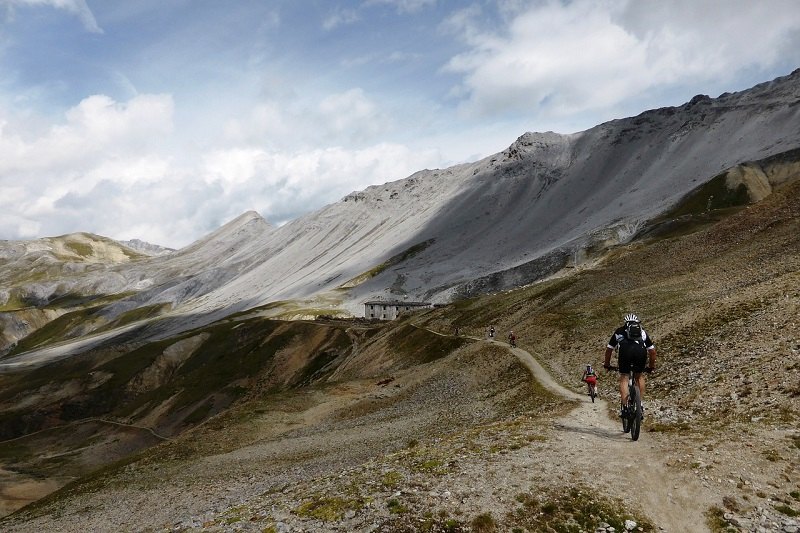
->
[502, 341, 717, 532]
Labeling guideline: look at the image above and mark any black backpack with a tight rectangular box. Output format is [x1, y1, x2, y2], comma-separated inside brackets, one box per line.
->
[619, 323, 647, 359]
[625, 322, 642, 339]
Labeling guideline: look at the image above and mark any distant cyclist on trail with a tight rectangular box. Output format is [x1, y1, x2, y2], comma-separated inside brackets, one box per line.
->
[488, 326, 495, 339]
[582, 363, 598, 396]
[603, 313, 657, 417]
[508, 331, 516, 347]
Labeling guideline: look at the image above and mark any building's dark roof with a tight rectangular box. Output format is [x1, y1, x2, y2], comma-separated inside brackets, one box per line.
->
[363, 300, 431, 307]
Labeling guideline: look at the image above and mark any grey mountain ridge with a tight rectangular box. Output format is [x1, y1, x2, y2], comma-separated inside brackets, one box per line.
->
[118, 239, 175, 256]
[2, 69, 800, 367]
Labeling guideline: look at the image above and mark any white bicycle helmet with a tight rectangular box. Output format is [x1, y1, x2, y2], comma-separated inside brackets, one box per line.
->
[623, 313, 639, 323]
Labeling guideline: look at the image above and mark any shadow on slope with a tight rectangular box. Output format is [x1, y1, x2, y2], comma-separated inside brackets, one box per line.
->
[0, 311, 485, 519]
[418, 176, 800, 434]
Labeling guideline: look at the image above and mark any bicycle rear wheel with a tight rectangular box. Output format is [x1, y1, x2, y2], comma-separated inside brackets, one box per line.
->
[630, 385, 642, 441]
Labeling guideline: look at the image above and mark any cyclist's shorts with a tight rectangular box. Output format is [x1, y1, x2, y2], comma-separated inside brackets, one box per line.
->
[619, 351, 647, 373]
[584, 375, 597, 385]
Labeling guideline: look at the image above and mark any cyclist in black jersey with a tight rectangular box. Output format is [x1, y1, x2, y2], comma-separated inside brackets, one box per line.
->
[603, 313, 657, 417]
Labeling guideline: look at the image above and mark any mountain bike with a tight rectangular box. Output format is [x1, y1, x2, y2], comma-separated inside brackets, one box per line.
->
[606, 366, 651, 441]
[584, 375, 598, 403]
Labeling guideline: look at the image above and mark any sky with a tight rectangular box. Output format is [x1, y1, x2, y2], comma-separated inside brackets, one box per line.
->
[0, 0, 799, 248]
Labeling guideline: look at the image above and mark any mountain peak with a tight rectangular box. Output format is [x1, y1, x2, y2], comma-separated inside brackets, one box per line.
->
[231, 210, 270, 226]
[177, 210, 272, 255]
[209, 210, 271, 236]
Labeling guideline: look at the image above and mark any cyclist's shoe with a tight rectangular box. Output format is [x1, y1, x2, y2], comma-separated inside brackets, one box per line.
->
[619, 406, 627, 418]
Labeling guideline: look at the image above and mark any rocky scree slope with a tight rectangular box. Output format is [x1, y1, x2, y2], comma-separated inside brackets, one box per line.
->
[183, 69, 800, 320]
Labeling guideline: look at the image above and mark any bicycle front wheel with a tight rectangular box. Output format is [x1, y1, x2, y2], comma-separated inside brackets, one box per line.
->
[630, 385, 642, 441]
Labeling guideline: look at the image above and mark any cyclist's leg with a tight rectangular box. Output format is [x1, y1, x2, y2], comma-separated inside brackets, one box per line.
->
[618, 352, 631, 409]
[636, 372, 646, 401]
[633, 351, 647, 401]
[618, 373, 628, 406]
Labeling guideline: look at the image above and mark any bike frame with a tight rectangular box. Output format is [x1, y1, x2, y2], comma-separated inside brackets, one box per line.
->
[607, 366, 644, 441]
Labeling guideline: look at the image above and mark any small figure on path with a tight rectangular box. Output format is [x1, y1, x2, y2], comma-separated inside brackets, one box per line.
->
[488, 326, 495, 339]
[581, 363, 598, 399]
[508, 330, 516, 347]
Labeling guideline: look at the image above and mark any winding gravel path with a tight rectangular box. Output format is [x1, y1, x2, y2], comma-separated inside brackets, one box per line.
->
[502, 339, 717, 532]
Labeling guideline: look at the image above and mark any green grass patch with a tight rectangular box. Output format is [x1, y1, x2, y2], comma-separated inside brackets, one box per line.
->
[64, 241, 93, 257]
[294, 495, 365, 521]
[94, 303, 172, 332]
[386, 498, 408, 514]
[763, 449, 782, 462]
[412, 459, 448, 475]
[509, 486, 653, 532]
[340, 239, 434, 288]
[775, 504, 799, 517]
[0, 291, 37, 311]
[384, 323, 469, 365]
[471, 512, 497, 532]
[664, 171, 751, 219]
[7, 305, 107, 355]
[706, 506, 739, 533]
[381, 470, 403, 489]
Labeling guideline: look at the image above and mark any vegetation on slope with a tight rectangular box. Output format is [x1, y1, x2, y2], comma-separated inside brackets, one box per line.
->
[340, 238, 435, 289]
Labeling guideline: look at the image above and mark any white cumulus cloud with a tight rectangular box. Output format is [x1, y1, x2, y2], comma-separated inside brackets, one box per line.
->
[0, 90, 442, 247]
[444, 0, 800, 119]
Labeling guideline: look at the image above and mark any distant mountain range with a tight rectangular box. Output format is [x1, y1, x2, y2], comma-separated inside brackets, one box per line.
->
[2, 69, 800, 366]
